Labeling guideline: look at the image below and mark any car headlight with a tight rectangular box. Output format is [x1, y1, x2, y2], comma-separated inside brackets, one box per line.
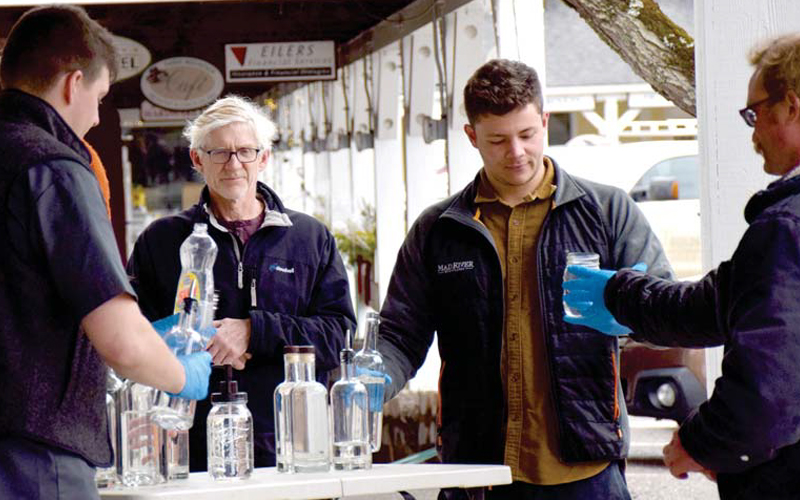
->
[656, 382, 677, 408]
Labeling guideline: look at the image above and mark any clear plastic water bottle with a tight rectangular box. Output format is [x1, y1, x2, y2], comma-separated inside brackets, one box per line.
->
[290, 346, 330, 473]
[152, 298, 205, 431]
[119, 381, 162, 487]
[174, 223, 218, 338]
[207, 365, 254, 481]
[330, 331, 371, 470]
[274, 346, 302, 473]
[354, 312, 386, 452]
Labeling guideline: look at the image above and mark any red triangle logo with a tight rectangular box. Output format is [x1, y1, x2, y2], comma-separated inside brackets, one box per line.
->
[231, 46, 247, 66]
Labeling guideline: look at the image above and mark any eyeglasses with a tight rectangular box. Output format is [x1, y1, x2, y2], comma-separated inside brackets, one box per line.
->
[738, 96, 772, 127]
[203, 147, 261, 164]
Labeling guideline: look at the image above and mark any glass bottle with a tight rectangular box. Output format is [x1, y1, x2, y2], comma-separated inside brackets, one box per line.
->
[354, 312, 386, 452]
[152, 297, 205, 431]
[274, 346, 302, 473]
[166, 430, 190, 480]
[119, 380, 163, 486]
[207, 365, 254, 481]
[174, 223, 218, 338]
[330, 331, 371, 470]
[289, 346, 330, 473]
[562, 251, 600, 318]
[94, 392, 118, 488]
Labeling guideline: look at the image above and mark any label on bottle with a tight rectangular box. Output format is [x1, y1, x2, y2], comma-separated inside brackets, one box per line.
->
[174, 272, 200, 313]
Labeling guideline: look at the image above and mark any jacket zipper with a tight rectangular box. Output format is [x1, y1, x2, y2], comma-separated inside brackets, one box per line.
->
[229, 233, 244, 289]
[612, 350, 623, 439]
[436, 361, 446, 447]
[250, 278, 257, 308]
[611, 351, 620, 421]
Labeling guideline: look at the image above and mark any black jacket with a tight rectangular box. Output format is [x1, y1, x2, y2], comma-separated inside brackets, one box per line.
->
[606, 175, 800, 499]
[378, 164, 672, 465]
[127, 183, 355, 469]
[0, 90, 131, 466]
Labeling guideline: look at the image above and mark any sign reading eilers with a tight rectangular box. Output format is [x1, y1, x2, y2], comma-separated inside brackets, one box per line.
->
[140, 57, 224, 111]
[113, 35, 151, 82]
[225, 41, 336, 83]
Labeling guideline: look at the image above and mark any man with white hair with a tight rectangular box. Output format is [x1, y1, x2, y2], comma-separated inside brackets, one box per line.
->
[127, 95, 355, 470]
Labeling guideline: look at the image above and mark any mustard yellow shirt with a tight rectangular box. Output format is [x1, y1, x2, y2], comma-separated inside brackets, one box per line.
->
[474, 159, 609, 485]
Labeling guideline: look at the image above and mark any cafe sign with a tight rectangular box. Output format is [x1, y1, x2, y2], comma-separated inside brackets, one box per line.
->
[140, 57, 224, 111]
[225, 41, 336, 83]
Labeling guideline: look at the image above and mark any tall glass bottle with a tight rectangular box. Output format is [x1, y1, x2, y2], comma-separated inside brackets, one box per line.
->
[289, 346, 330, 472]
[119, 380, 162, 486]
[174, 223, 218, 338]
[207, 365, 254, 480]
[354, 312, 386, 451]
[95, 392, 118, 488]
[330, 331, 371, 470]
[274, 346, 302, 473]
[152, 297, 205, 430]
[96, 370, 125, 488]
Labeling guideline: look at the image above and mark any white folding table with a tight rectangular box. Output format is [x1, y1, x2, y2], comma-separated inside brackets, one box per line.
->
[99, 463, 512, 499]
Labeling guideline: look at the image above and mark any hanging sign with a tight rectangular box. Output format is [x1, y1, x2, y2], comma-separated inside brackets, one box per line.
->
[113, 35, 151, 82]
[140, 57, 224, 111]
[224, 41, 336, 83]
[140, 100, 200, 122]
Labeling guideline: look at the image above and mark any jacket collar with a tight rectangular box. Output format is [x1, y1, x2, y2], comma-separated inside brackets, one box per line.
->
[744, 175, 800, 223]
[199, 181, 293, 232]
[442, 156, 585, 221]
[0, 89, 90, 164]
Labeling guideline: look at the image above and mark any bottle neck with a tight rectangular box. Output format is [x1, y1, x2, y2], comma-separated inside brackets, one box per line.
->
[363, 319, 379, 352]
[178, 307, 195, 332]
[340, 355, 354, 381]
[297, 357, 316, 382]
[283, 359, 300, 382]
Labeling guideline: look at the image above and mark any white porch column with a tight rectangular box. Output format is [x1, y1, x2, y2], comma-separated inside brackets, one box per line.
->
[403, 27, 449, 228]
[695, 0, 800, 394]
[327, 76, 354, 232]
[446, 0, 496, 194]
[373, 44, 406, 307]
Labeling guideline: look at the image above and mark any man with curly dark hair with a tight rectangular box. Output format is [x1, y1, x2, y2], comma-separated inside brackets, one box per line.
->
[378, 58, 673, 499]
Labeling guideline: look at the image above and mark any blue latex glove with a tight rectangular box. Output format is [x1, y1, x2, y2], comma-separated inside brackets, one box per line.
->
[170, 351, 213, 400]
[355, 367, 393, 411]
[152, 313, 179, 337]
[152, 314, 216, 350]
[562, 263, 647, 336]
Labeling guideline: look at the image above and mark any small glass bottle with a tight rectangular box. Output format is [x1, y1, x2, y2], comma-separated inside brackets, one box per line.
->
[330, 331, 371, 470]
[354, 312, 386, 452]
[152, 297, 205, 431]
[166, 430, 190, 480]
[290, 346, 330, 473]
[274, 346, 302, 473]
[562, 251, 600, 318]
[207, 365, 254, 481]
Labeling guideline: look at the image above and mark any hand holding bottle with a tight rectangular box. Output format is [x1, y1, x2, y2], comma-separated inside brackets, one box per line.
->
[562, 263, 647, 336]
[171, 351, 213, 400]
[354, 366, 392, 410]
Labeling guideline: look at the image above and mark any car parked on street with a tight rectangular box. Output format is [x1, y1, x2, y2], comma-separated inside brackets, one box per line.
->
[550, 139, 707, 422]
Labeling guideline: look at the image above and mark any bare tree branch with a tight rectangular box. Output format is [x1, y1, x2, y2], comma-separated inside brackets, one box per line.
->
[562, 0, 696, 116]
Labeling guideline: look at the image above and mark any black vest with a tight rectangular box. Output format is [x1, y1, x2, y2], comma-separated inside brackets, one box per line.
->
[0, 89, 112, 466]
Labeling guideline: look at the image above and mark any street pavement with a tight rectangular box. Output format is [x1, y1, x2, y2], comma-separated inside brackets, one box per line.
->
[627, 416, 718, 499]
